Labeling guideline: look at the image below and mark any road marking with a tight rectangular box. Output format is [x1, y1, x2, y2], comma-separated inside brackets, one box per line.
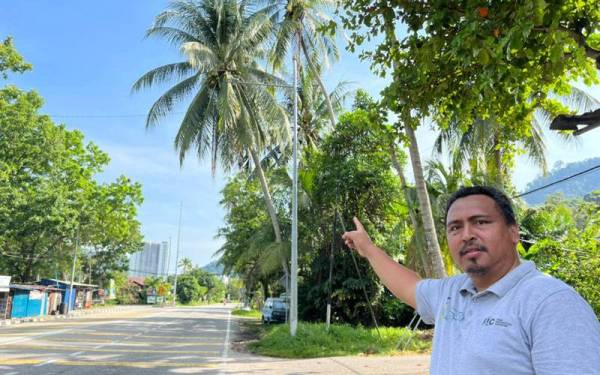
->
[70, 351, 84, 356]
[0, 344, 218, 354]
[34, 359, 56, 367]
[0, 358, 216, 368]
[219, 309, 232, 374]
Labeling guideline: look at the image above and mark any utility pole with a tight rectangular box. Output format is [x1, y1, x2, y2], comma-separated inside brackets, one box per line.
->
[172, 202, 182, 306]
[67, 230, 79, 315]
[166, 236, 172, 278]
[290, 56, 299, 337]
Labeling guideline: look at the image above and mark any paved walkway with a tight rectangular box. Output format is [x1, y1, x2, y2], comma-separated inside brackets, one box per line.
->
[223, 352, 431, 374]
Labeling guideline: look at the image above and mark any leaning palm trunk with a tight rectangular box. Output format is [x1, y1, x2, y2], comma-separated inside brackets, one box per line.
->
[249, 147, 290, 279]
[390, 146, 429, 276]
[299, 36, 336, 129]
[404, 126, 447, 279]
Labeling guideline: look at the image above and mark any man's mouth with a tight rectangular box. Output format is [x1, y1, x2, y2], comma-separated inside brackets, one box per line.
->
[460, 244, 487, 257]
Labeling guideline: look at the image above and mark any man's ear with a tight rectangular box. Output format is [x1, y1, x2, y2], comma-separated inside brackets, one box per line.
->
[510, 225, 520, 245]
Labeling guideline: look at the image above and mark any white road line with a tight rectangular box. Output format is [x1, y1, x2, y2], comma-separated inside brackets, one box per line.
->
[33, 359, 56, 367]
[4, 372, 18, 375]
[70, 351, 84, 356]
[219, 310, 232, 375]
[0, 329, 71, 345]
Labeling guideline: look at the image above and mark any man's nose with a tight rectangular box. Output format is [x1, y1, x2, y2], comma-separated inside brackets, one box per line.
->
[461, 224, 476, 242]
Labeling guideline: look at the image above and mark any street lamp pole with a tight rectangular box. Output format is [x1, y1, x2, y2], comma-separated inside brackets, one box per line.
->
[290, 56, 299, 337]
[67, 230, 79, 315]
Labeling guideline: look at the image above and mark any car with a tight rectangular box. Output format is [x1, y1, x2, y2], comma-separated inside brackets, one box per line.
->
[261, 297, 289, 324]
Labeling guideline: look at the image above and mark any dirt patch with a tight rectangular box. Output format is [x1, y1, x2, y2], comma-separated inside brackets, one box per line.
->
[231, 318, 264, 353]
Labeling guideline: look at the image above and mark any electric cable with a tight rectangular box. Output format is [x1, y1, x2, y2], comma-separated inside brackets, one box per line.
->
[514, 163, 600, 198]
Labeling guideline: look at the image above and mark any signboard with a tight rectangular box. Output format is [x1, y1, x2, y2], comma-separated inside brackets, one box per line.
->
[29, 290, 43, 300]
[0, 276, 11, 293]
[147, 296, 156, 304]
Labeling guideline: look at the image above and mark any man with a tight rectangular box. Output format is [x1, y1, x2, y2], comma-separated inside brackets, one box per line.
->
[342, 185, 600, 374]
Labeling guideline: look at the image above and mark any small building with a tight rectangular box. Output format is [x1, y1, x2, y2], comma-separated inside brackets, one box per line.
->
[8, 284, 62, 319]
[38, 279, 98, 313]
[0, 276, 11, 320]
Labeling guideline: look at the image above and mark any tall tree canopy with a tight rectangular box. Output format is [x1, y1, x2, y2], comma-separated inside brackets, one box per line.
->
[341, 1, 599, 134]
[0, 37, 143, 283]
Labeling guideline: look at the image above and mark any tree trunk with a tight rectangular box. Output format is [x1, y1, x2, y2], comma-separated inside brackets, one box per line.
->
[299, 35, 336, 129]
[404, 126, 447, 279]
[249, 147, 290, 279]
[389, 145, 429, 277]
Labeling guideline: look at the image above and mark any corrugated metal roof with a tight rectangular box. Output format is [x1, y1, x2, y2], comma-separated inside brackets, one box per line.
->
[41, 279, 98, 288]
[9, 284, 62, 292]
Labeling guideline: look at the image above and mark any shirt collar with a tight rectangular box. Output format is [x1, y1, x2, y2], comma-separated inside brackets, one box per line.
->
[459, 260, 537, 297]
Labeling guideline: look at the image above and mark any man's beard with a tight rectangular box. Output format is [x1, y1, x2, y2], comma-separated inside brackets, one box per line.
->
[460, 242, 489, 276]
[465, 265, 488, 275]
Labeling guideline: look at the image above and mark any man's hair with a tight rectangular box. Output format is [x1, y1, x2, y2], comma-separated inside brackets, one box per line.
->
[445, 186, 517, 225]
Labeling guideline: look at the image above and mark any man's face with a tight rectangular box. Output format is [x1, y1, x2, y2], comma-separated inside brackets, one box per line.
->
[446, 194, 519, 277]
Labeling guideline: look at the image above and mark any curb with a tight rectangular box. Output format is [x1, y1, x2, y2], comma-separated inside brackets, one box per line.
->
[0, 305, 153, 327]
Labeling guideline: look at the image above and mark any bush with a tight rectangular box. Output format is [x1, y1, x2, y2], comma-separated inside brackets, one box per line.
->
[249, 322, 431, 358]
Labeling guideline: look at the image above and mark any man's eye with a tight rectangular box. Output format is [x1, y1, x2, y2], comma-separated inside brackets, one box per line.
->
[476, 220, 489, 225]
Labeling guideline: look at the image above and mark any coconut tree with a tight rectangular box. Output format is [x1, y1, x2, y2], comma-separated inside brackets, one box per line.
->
[132, 0, 290, 258]
[269, 0, 339, 129]
[433, 86, 600, 187]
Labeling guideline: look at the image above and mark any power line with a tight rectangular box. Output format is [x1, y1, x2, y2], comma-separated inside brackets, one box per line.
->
[49, 112, 185, 119]
[514, 163, 600, 198]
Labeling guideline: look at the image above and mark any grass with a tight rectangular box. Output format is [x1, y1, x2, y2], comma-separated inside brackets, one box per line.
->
[246, 322, 432, 358]
[232, 308, 262, 318]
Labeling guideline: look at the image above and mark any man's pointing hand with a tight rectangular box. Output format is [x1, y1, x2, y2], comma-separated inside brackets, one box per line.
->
[341, 217, 373, 257]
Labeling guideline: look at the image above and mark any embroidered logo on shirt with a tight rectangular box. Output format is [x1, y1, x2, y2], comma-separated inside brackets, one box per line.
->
[440, 297, 465, 321]
[482, 317, 512, 327]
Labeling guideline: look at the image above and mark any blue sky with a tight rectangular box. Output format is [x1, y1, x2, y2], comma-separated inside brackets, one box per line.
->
[2, 1, 599, 271]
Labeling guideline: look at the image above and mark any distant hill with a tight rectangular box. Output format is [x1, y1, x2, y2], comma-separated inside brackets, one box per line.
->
[521, 157, 600, 206]
[201, 260, 224, 275]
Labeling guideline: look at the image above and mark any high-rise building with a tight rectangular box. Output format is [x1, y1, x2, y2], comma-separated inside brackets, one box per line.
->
[128, 241, 169, 277]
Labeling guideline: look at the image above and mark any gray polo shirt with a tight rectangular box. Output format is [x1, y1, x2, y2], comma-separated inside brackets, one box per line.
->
[416, 260, 600, 374]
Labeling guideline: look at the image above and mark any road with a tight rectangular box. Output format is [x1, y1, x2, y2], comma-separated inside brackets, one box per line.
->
[0, 305, 430, 375]
[0, 305, 235, 374]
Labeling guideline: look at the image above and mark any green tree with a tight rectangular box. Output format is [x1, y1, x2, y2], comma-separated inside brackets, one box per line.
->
[0, 39, 143, 284]
[216, 168, 290, 302]
[176, 274, 207, 304]
[132, 0, 290, 273]
[519, 193, 600, 316]
[299, 106, 409, 325]
[179, 257, 194, 274]
[270, 0, 340, 130]
[0, 37, 32, 78]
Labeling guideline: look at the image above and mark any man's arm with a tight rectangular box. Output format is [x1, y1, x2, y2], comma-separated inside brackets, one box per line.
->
[342, 217, 421, 308]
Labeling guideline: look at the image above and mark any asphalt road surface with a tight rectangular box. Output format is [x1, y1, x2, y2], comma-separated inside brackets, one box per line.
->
[0, 306, 236, 374]
[0, 306, 431, 375]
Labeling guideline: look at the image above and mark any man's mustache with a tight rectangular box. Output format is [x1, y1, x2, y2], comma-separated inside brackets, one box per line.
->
[459, 242, 488, 256]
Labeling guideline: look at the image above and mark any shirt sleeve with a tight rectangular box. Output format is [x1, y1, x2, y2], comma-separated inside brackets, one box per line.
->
[415, 278, 444, 325]
[530, 289, 600, 375]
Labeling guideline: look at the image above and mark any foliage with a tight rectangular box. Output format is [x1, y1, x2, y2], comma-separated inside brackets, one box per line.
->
[132, 0, 289, 175]
[175, 273, 207, 304]
[519, 192, 600, 316]
[248, 322, 431, 358]
[232, 308, 262, 318]
[171, 266, 226, 304]
[298, 103, 409, 325]
[216, 168, 290, 302]
[145, 276, 172, 297]
[0, 37, 32, 78]
[0, 40, 143, 284]
[340, 1, 599, 137]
